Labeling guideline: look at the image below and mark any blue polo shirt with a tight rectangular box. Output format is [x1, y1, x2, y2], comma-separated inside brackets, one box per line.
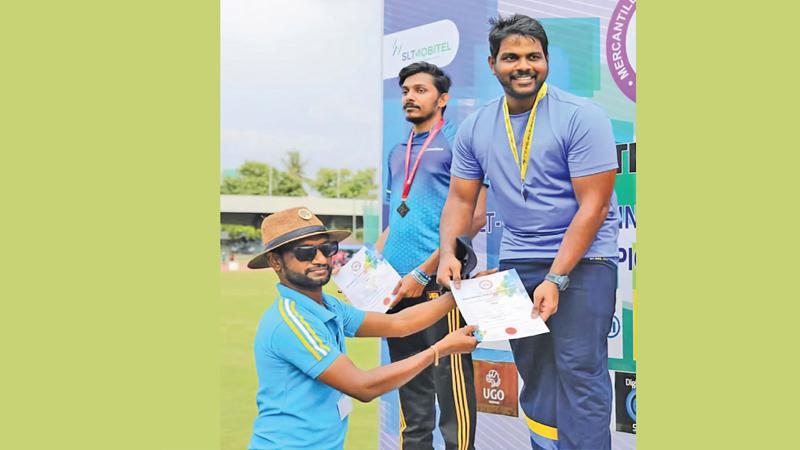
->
[383, 120, 457, 275]
[249, 283, 366, 450]
[452, 85, 619, 260]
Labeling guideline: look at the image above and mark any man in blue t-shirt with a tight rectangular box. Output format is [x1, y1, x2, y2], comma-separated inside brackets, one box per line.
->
[437, 15, 620, 450]
[376, 62, 487, 450]
[246, 207, 480, 450]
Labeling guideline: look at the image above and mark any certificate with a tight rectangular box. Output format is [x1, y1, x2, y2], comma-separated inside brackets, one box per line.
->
[333, 247, 400, 313]
[451, 269, 549, 341]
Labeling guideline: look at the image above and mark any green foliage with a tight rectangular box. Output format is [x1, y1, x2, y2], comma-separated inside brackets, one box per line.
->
[310, 168, 377, 199]
[220, 160, 306, 196]
[274, 172, 306, 197]
[310, 168, 349, 198]
[220, 174, 270, 195]
[283, 150, 307, 178]
[341, 168, 377, 199]
[238, 161, 271, 178]
[221, 224, 260, 241]
[221, 157, 377, 199]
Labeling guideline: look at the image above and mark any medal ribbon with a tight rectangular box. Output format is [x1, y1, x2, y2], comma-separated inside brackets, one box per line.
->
[401, 118, 444, 201]
[502, 82, 548, 183]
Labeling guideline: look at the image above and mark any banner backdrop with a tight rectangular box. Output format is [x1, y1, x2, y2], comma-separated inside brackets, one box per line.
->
[381, 1, 635, 448]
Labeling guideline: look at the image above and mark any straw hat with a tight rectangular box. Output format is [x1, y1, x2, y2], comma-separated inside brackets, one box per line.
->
[247, 206, 350, 269]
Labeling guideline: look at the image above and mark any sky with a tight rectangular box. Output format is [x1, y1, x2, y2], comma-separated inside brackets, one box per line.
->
[221, 0, 383, 178]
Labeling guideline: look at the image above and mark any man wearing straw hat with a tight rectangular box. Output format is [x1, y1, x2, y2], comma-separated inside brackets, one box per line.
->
[246, 206, 482, 450]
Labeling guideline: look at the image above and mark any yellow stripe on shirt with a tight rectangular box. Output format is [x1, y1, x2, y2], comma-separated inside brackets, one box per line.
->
[278, 298, 321, 361]
[290, 301, 331, 352]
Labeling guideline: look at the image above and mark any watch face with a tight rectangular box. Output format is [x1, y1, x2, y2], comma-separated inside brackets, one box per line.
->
[548, 274, 568, 291]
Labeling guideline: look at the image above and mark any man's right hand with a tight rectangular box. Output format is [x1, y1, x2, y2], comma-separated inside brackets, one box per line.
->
[435, 324, 478, 356]
[436, 253, 463, 289]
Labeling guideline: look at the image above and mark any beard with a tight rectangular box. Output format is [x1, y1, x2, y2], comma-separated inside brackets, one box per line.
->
[404, 108, 436, 125]
[284, 264, 331, 289]
[497, 72, 545, 100]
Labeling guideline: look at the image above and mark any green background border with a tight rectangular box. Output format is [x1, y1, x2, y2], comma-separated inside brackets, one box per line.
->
[4, 1, 799, 449]
[3, 1, 220, 449]
[639, 1, 799, 448]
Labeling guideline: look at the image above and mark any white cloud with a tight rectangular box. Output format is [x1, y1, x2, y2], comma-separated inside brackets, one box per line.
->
[221, 0, 384, 177]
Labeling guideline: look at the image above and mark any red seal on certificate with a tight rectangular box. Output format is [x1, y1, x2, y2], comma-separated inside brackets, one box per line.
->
[505, 327, 517, 335]
[383, 297, 391, 305]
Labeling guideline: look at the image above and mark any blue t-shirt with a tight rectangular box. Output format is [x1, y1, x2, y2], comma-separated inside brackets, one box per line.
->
[249, 284, 366, 450]
[382, 120, 457, 275]
[452, 85, 619, 260]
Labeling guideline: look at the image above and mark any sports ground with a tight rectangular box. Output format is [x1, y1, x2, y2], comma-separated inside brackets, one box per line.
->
[221, 268, 380, 450]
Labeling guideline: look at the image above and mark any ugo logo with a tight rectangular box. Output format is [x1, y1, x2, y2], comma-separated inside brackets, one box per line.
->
[351, 261, 362, 272]
[478, 280, 493, 290]
[485, 369, 501, 388]
[482, 369, 505, 404]
[606, 0, 636, 102]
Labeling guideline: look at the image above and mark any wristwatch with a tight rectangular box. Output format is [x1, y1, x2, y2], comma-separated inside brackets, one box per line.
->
[545, 273, 570, 291]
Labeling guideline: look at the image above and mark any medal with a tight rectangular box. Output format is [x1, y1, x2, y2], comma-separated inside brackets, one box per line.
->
[397, 118, 444, 218]
[396, 201, 410, 217]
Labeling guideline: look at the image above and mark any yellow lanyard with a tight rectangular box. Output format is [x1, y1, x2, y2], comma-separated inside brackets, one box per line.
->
[502, 82, 548, 183]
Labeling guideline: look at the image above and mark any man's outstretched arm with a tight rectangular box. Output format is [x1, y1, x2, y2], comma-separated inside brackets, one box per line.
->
[318, 324, 477, 402]
[355, 291, 456, 338]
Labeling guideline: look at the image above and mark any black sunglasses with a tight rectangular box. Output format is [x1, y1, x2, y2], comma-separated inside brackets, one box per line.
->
[289, 241, 339, 262]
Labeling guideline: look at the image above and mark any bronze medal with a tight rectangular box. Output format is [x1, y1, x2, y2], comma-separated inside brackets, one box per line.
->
[396, 201, 410, 217]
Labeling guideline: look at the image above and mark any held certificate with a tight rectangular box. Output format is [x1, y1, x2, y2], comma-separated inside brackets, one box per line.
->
[333, 247, 400, 313]
[451, 269, 549, 341]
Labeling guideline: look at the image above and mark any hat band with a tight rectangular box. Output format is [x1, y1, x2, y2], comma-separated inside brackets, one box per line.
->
[266, 225, 328, 250]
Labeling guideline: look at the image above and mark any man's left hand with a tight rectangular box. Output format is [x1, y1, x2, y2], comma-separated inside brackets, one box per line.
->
[389, 273, 426, 307]
[532, 281, 559, 322]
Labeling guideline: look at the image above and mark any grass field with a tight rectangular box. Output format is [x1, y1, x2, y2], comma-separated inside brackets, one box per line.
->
[221, 268, 380, 450]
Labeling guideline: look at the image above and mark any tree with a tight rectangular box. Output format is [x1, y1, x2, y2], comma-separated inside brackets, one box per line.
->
[274, 171, 306, 196]
[220, 160, 306, 196]
[283, 151, 307, 179]
[220, 174, 269, 195]
[239, 161, 272, 178]
[340, 168, 377, 199]
[310, 167, 376, 199]
[310, 168, 350, 198]
[221, 224, 260, 241]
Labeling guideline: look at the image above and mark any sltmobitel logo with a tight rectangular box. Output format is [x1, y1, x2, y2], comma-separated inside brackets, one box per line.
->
[383, 20, 460, 80]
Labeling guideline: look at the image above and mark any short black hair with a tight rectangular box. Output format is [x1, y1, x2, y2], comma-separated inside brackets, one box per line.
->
[398, 61, 452, 95]
[488, 14, 549, 60]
